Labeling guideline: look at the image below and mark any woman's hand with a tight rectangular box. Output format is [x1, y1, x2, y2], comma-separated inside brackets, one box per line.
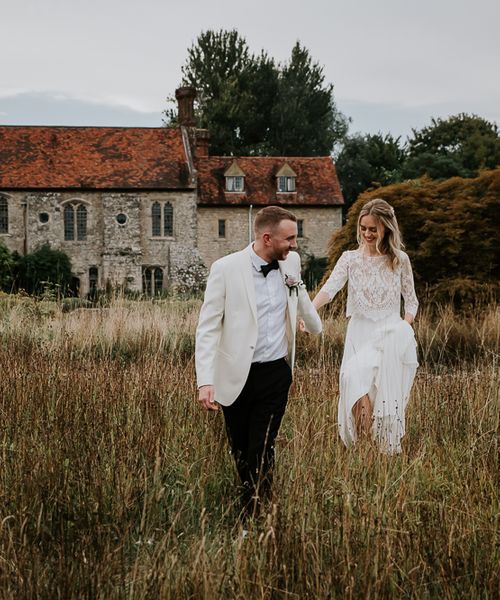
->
[404, 313, 414, 326]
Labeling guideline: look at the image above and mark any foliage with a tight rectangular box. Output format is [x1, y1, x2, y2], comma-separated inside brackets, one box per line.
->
[335, 133, 406, 213]
[324, 168, 500, 306]
[0, 298, 497, 596]
[268, 42, 348, 156]
[0, 243, 16, 291]
[172, 259, 208, 296]
[302, 254, 328, 289]
[167, 30, 347, 156]
[404, 113, 500, 179]
[17, 244, 73, 296]
[335, 115, 500, 211]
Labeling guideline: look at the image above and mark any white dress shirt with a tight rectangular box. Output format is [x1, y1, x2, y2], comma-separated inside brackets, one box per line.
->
[248, 244, 288, 363]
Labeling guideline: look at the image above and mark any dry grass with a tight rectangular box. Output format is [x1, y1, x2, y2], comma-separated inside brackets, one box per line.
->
[0, 296, 498, 598]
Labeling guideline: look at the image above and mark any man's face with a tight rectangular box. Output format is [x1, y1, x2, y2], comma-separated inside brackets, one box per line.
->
[266, 219, 298, 260]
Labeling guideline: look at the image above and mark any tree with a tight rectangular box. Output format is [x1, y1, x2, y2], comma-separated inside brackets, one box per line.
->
[167, 30, 347, 156]
[268, 42, 348, 156]
[335, 133, 405, 213]
[17, 245, 72, 296]
[403, 114, 500, 179]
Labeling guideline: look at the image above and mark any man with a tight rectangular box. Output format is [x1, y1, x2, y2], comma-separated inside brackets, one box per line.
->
[195, 206, 322, 515]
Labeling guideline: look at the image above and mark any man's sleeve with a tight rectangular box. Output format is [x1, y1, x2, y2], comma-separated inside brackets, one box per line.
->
[195, 261, 225, 388]
[296, 254, 322, 334]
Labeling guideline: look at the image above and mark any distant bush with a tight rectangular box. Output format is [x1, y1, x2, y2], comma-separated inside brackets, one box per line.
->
[17, 245, 73, 296]
[0, 243, 16, 292]
[324, 168, 500, 307]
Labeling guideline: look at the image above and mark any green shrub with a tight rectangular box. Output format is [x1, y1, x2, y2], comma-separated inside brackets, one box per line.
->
[17, 245, 72, 296]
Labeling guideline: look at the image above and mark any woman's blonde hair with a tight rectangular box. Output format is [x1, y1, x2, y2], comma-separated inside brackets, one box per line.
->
[356, 198, 403, 269]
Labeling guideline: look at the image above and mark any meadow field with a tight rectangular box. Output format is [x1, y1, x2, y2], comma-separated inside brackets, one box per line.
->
[0, 295, 497, 599]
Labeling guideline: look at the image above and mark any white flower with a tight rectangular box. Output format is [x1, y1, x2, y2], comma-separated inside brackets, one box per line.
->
[284, 274, 302, 296]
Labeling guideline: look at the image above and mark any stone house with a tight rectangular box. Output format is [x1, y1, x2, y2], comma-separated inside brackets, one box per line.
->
[0, 88, 343, 296]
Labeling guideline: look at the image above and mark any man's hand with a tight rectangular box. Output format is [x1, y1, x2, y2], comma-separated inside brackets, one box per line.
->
[298, 318, 306, 332]
[198, 385, 218, 411]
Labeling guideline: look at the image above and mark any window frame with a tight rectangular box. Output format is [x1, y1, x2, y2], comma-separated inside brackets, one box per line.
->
[218, 219, 226, 239]
[151, 201, 174, 238]
[297, 219, 304, 238]
[225, 176, 244, 192]
[142, 266, 164, 295]
[63, 201, 88, 242]
[0, 195, 9, 234]
[277, 176, 296, 193]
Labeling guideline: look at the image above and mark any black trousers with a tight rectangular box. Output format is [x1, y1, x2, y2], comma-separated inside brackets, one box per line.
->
[222, 358, 292, 511]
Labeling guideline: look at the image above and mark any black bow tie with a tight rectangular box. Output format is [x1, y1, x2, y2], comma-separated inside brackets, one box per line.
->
[261, 260, 280, 277]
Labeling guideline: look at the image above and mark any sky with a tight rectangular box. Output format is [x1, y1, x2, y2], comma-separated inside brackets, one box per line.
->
[1, 0, 499, 142]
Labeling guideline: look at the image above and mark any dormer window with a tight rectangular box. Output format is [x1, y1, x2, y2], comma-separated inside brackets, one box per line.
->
[276, 163, 297, 193]
[224, 161, 245, 192]
[226, 176, 244, 192]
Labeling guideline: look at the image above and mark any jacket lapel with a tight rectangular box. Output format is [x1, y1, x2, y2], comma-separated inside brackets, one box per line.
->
[242, 251, 258, 323]
[279, 259, 297, 362]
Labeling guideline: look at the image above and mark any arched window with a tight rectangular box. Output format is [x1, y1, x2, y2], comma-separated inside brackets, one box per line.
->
[152, 202, 161, 237]
[89, 267, 99, 296]
[142, 267, 152, 295]
[154, 268, 163, 294]
[151, 202, 174, 237]
[64, 202, 87, 241]
[164, 203, 173, 237]
[0, 196, 8, 234]
[142, 266, 164, 295]
[64, 205, 75, 240]
[76, 205, 87, 240]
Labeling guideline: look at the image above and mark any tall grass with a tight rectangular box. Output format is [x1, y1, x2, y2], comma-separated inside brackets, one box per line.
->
[0, 297, 497, 598]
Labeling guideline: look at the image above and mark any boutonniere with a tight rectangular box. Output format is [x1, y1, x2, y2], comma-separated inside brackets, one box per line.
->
[284, 274, 302, 296]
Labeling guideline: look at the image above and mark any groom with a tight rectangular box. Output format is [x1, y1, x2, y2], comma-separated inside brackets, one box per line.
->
[195, 206, 322, 514]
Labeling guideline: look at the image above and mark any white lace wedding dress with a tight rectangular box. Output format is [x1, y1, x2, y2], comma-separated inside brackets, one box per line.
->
[320, 249, 419, 453]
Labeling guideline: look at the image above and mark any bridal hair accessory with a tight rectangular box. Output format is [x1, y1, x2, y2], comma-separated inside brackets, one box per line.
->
[284, 274, 302, 296]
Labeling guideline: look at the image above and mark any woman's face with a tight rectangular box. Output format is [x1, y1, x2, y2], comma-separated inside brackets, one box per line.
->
[359, 214, 384, 250]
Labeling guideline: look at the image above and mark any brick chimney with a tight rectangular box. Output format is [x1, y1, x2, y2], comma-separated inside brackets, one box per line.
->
[175, 86, 196, 127]
[195, 129, 210, 157]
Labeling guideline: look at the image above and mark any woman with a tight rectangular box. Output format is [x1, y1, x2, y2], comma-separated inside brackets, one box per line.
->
[313, 199, 419, 453]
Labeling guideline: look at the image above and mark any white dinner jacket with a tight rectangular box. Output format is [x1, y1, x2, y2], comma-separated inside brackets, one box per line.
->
[195, 248, 322, 407]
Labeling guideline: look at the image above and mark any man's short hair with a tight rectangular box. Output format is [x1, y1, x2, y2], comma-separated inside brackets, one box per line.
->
[254, 206, 296, 235]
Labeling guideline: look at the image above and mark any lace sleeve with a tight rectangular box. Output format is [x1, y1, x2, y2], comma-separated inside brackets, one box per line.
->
[319, 252, 349, 301]
[401, 253, 419, 317]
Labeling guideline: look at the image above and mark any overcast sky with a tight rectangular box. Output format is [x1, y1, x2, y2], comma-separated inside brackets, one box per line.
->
[1, 0, 498, 141]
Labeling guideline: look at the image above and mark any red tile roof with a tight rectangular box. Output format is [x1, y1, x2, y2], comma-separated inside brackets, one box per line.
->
[196, 156, 344, 206]
[0, 126, 192, 189]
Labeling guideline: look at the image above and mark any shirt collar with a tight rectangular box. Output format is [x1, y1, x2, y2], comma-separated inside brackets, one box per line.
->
[248, 243, 270, 273]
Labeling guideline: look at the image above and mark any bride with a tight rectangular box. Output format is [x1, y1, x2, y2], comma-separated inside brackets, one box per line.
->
[313, 198, 419, 453]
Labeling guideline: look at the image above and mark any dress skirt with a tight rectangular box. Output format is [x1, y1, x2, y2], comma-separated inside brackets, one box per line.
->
[338, 313, 418, 453]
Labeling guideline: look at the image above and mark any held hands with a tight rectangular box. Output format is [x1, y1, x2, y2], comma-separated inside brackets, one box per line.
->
[198, 385, 218, 411]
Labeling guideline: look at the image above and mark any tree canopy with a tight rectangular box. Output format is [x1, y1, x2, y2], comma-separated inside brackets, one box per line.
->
[334, 133, 405, 213]
[405, 114, 500, 179]
[167, 30, 347, 156]
[335, 114, 500, 212]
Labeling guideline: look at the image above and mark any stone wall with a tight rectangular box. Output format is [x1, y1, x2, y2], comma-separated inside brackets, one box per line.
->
[197, 205, 342, 267]
[0, 190, 201, 296]
[1, 190, 342, 295]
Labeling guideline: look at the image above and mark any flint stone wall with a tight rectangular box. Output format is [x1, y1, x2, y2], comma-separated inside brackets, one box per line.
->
[0, 190, 201, 296]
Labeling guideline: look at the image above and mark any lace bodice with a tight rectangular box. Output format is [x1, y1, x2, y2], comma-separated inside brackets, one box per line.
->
[320, 249, 419, 321]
